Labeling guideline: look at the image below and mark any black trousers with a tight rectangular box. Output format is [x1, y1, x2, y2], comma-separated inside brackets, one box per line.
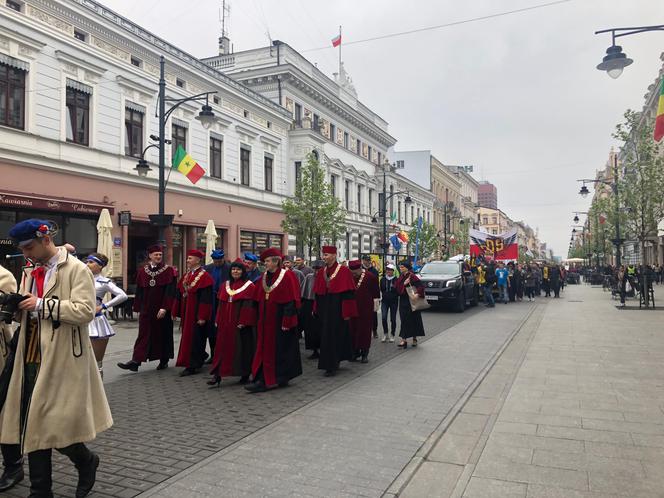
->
[1, 443, 22, 471]
[27, 443, 93, 497]
[381, 299, 398, 336]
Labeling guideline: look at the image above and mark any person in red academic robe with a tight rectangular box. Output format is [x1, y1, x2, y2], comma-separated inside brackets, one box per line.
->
[172, 249, 214, 376]
[348, 260, 380, 363]
[313, 245, 358, 377]
[118, 244, 177, 372]
[207, 259, 257, 388]
[245, 248, 302, 393]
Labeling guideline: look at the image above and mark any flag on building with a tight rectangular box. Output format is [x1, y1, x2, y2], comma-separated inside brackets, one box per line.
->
[331, 33, 342, 48]
[397, 231, 409, 243]
[655, 77, 664, 142]
[172, 145, 205, 184]
[389, 234, 402, 252]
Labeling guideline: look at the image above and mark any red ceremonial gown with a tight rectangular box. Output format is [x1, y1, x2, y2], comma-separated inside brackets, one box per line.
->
[132, 263, 178, 362]
[350, 270, 380, 352]
[313, 262, 358, 372]
[210, 278, 257, 378]
[172, 267, 214, 369]
[252, 268, 302, 387]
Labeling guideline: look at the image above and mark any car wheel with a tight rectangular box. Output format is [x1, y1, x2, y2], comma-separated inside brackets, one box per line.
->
[454, 290, 465, 313]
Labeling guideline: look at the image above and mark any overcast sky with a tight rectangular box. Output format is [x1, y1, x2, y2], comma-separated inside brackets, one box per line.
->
[102, 0, 664, 256]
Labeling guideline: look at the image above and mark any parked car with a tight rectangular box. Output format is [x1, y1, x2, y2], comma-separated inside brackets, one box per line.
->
[418, 260, 479, 312]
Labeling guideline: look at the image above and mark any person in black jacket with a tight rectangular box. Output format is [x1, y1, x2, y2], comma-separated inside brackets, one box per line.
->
[362, 255, 380, 338]
[379, 263, 399, 343]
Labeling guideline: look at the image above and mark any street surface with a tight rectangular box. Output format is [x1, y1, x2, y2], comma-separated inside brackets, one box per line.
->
[8, 284, 663, 497]
[6, 303, 486, 497]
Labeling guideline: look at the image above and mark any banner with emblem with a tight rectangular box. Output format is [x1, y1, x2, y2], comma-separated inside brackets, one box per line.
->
[469, 228, 518, 261]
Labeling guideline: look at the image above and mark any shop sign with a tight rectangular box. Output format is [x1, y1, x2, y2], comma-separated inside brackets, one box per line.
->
[0, 238, 14, 247]
[118, 211, 131, 226]
[113, 237, 122, 247]
[0, 192, 113, 215]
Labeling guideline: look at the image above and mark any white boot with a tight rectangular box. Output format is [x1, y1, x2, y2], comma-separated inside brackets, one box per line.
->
[381, 335, 387, 343]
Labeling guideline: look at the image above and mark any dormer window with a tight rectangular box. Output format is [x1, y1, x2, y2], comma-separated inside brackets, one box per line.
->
[74, 29, 87, 42]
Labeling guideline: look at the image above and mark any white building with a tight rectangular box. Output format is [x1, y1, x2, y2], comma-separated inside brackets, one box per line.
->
[208, 42, 433, 260]
[0, 0, 292, 284]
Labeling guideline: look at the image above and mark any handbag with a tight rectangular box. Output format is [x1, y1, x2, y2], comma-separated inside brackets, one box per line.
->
[406, 282, 430, 312]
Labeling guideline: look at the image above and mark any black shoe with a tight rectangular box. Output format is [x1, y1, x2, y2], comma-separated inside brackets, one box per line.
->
[278, 380, 289, 388]
[238, 375, 250, 384]
[117, 361, 139, 372]
[207, 376, 221, 388]
[179, 368, 199, 377]
[324, 370, 336, 377]
[244, 381, 266, 393]
[308, 350, 320, 360]
[75, 453, 99, 498]
[361, 355, 368, 364]
[156, 360, 168, 370]
[0, 466, 24, 492]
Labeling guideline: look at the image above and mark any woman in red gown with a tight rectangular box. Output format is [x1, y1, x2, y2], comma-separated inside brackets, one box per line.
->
[207, 259, 257, 388]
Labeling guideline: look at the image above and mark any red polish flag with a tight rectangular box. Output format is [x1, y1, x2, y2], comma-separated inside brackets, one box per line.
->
[331, 34, 342, 48]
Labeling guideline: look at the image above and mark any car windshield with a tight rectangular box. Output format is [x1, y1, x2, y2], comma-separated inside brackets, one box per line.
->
[420, 262, 460, 276]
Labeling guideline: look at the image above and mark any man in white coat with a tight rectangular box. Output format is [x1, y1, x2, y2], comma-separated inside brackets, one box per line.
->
[0, 219, 113, 498]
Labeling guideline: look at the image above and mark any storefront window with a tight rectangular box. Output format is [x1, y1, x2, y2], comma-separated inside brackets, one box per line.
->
[66, 217, 97, 255]
[240, 230, 282, 254]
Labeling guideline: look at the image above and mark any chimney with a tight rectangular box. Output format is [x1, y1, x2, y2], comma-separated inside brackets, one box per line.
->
[218, 36, 231, 55]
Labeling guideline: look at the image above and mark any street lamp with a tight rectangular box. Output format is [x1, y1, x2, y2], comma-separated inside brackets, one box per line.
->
[595, 25, 663, 78]
[577, 160, 623, 266]
[133, 55, 217, 251]
[376, 159, 412, 274]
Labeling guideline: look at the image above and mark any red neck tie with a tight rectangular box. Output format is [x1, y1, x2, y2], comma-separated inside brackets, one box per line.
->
[32, 266, 46, 298]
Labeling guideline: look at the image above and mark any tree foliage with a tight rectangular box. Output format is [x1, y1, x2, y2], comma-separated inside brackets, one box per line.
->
[281, 153, 346, 259]
[408, 220, 439, 261]
[614, 109, 664, 264]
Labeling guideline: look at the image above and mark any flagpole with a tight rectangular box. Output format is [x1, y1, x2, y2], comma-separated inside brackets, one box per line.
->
[338, 25, 342, 74]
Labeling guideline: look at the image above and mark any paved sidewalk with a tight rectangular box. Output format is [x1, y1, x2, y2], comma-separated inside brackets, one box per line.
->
[401, 284, 664, 498]
[140, 301, 535, 497]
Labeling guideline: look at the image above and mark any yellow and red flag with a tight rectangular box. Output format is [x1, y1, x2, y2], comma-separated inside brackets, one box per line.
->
[172, 145, 205, 184]
[655, 77, 664, 142]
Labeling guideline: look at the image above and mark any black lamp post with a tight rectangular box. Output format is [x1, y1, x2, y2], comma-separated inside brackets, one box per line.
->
[134, 55, 217, 251]
[376, 159, 412, 274]
[577, 156, 623, 267]
[595, 25, 664, 78]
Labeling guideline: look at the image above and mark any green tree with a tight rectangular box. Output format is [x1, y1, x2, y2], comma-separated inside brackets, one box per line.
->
[614, 110, 664, 304]
[450, 219, 471, 257]
[408, 220, 439, 261]
[281, 153, 346, 260]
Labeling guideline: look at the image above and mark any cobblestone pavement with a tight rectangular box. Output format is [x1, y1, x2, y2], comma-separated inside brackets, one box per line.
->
[139, 300, 533, 497]
[5, 305, 484, 497]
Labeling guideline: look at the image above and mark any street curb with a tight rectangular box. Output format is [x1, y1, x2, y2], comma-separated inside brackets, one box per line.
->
[382, 303, 538, 497]
[137, 310, 480, 497]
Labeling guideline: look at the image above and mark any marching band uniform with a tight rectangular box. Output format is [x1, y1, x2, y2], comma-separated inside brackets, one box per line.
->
[89, 272, 126, 377]
[1, 220, 112, 498]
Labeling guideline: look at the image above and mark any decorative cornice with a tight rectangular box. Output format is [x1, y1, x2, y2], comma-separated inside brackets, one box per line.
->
[0, 24, 47, 51]
[31, 0, 291, 120]
[55, 48, 106, 76]
[115, 74, 155, 98]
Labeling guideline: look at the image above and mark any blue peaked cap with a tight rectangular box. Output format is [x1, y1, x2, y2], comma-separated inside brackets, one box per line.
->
[243, 252, 258, 262]
[9, 219, 54, 246]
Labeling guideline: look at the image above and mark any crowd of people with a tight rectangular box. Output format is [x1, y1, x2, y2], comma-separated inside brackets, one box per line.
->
[0, 219, 430, 497]
[474, 257, 568, 306]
